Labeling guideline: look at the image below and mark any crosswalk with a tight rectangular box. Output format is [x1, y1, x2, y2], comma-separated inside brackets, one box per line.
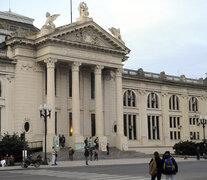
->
[9, 169, 151, 180]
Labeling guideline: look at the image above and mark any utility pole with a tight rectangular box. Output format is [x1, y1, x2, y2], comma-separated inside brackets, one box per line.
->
[70, 0, 72, 23]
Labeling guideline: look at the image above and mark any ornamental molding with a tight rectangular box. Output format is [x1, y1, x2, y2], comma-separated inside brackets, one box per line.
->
[103, 70, 115, 81]
[94, 65, 104, 75]
[115, 68, 123, 77]
[72, 62, 82, 72]
[44, 58, 57, 68]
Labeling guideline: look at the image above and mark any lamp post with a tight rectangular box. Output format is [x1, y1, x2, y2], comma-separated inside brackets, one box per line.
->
[39, 104, 51, 165]
[199, 116, 207, 144]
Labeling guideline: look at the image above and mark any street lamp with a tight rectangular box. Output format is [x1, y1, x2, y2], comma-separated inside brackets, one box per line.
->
[39, 104, 51, 165]
[199, 116, 207, 143]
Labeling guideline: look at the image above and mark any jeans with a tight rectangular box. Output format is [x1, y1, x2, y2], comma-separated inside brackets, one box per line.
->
[52, 154, 56, 165]
[151, 173, 162, 180]
[85, 156, 89, 165]
[166, 175, 175, 180]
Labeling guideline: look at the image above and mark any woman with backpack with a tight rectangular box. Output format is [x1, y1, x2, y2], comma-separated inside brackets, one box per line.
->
[162, 151, 178, 180]
[149, 151, 163, 180]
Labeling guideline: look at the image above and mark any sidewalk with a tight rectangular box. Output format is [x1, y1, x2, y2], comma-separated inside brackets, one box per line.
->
[0, 157, 205, 171]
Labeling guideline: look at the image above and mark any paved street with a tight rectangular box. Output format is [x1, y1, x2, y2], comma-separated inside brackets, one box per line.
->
[0, 158, 207, 180]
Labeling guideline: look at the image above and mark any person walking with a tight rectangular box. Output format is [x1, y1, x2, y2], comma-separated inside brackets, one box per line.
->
[68, 147, 74, 161]
[89, 137, 93, 149]
[196, 146, 200, 160]
[84, 146, 89, 165]
[149, 151, 163, 180]
[89, 147, 93, 161]
[162, 151, 178, 180]
[94, 148, 98, 161]
[106, 143, 109, 155]
[52, 146, 57, 165]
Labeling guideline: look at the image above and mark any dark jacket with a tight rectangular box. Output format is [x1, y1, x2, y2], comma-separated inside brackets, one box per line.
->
[162, 153, 178, 175]
[84, 148, 89, 157]
[149, 156, 163, 174]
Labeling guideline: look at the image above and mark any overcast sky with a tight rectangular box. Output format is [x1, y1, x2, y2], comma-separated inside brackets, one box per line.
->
[1, 0, 207, 79]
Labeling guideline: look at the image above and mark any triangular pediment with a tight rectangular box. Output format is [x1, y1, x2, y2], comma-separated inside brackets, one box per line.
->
[50, 21, 130, 54]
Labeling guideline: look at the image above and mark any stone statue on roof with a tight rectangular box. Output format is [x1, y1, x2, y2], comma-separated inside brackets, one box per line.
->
[42, 12, 60, 30]
[108, 27, 125, 44]
[78, 2, 89, 17]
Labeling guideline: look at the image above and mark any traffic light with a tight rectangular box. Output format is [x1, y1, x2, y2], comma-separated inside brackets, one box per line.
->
[21, 132, 25, 141]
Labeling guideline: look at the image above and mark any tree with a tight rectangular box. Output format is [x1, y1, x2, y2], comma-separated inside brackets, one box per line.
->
[0, 132, 28, 162]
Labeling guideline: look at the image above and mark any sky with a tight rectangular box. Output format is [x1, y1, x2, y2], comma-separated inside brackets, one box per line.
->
[1, 0, 207, 79]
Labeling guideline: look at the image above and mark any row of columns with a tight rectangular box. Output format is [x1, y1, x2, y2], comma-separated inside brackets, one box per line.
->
[44, 58, 127, 151]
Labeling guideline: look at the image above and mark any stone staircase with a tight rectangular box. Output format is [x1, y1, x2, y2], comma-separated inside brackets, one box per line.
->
[54, 147, 150, 161]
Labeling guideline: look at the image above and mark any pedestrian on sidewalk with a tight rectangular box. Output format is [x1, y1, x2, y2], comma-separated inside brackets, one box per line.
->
[162, 151, 178, 180]
[68, 147, 74, 161]
[106, 143, 109, 155]
[89, 137, 93, 149]
[149, 151, 163, 180]
[89, 147, 93, 161]
[84, 146, 89, 165]
[94, 148, 98, 161]
[52, 146, 57, 165]
[196, 146, 200, 160]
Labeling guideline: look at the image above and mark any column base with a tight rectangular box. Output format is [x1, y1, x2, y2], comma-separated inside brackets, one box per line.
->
[71, 135, 84, 151]
[96, 135, 107, 151]
[115, 135, 128, 151]
[42, 134, 55, 153]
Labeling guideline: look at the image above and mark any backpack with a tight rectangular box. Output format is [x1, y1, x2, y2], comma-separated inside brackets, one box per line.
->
[149, 158, 157, 176]
[163, 157, 175, 172]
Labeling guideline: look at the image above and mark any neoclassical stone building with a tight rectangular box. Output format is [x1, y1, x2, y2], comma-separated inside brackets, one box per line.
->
[0, 4, 207, 153]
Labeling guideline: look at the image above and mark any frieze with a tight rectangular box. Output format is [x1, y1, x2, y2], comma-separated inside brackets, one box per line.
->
[103, 70, 115, 81]
[58, 27, 115, 49]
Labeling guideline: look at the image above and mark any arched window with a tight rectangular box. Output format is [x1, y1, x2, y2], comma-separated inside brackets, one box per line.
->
[123, 90, 136, 107]
[189, 97, 198, 112]
[147, 92, 159, 108]
[169, 95, 179, 110]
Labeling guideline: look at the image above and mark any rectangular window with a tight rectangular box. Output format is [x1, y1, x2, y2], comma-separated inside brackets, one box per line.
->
[189, 118, 192, 125]
[170, 131, 173, 140]
[174, 131, 177, 140]
[178, 131, 181, 139]
[148, 116, 151, 140]
[193, 118, 195, 125]
[128, 115, 132, 140]
[156, 116, 160, 139]
[91, 72, 95, 99]
[69, 112, 72, 136]
[194, 132, 196, 139]
[177, 117, 180, 126]
[133, 115, 137, 140]
[148, 115, 160, 140]
[124, 114, 127, 137]
[55, 112, 57, 135]
[197, 132, 199, 140]
[69, 69, 72, 97]
[169, 117, 172, 128]
[173, 117, 176, 128]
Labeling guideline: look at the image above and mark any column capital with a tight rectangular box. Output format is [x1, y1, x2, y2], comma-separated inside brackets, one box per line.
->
[115, 68, 123, 77]
[94, 65, 104, 75]
[44, 58, 57, 68]
[72, 62, 82, 72]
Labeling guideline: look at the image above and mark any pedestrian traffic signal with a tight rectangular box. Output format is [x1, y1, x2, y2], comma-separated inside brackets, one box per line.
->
[21, 132, 25, 141]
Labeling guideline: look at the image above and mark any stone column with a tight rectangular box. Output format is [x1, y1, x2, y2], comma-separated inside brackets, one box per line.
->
[94, 65, 107, 150]
[115, 68, 128, 150]
[44, 58, 57, 152]
[71, 62, 83, 147]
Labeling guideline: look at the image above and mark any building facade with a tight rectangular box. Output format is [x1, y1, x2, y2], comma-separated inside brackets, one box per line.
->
[0, 3, 207, 153]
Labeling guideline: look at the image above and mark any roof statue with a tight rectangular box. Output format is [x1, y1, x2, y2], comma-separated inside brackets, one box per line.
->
[77, 2, 92, 22]
[108, 27, 125, 44]
[41, 12, 60, 30]
[78, 2, 89, 17]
